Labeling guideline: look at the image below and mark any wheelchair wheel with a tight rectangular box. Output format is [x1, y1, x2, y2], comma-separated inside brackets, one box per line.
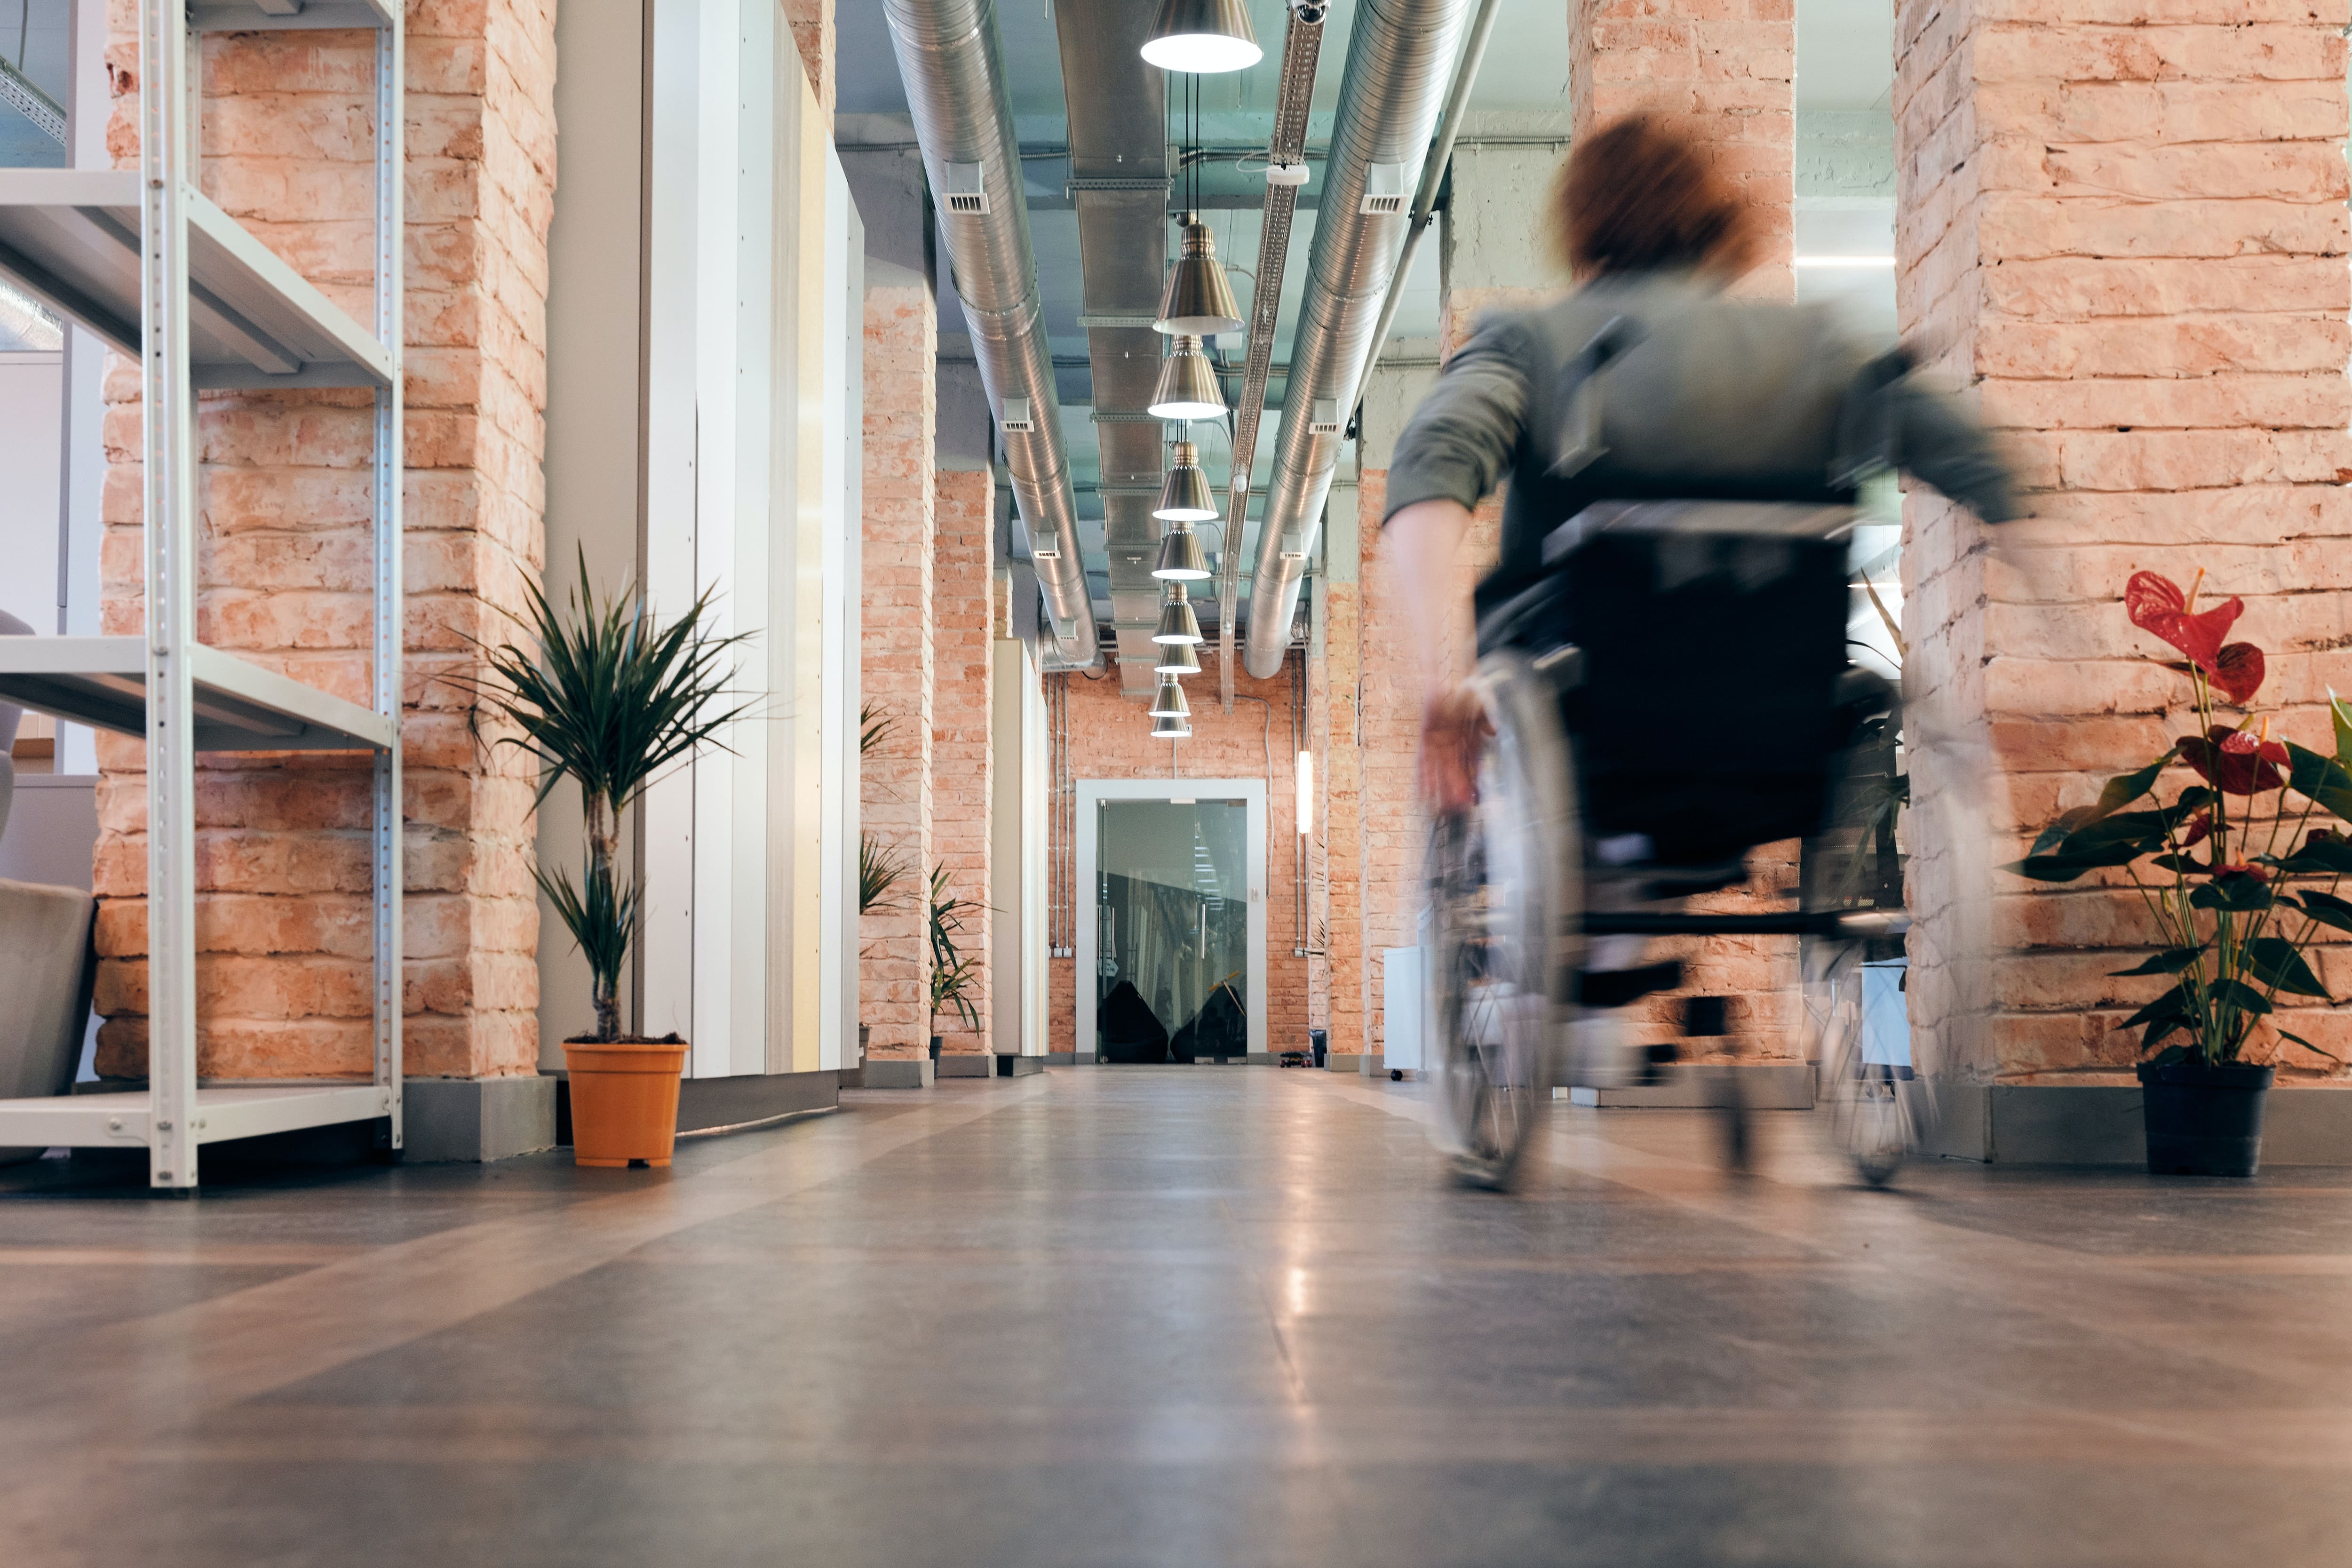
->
[1427, 651, 1581, 1190]
[1800, 678, 1930, 1186]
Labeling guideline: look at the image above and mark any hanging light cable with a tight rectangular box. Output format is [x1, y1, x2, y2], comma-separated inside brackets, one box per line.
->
[1141, 0, 1262, 73]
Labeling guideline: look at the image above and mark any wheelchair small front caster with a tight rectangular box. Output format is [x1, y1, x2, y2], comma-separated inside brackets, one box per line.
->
[1390, 1068, 1403, 1082]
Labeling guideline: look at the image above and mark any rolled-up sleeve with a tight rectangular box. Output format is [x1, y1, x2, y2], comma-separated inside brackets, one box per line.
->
[1381, 313, 1533, 525]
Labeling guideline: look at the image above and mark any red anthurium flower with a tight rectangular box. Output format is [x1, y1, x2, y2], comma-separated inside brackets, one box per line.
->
[2178, 724, 2288, 795]
[2178, 810, 2212, 847]
[2209, 642, 2265, 705]
[2213, 862, 2271, 883]
[2125, 570, 2245, 678]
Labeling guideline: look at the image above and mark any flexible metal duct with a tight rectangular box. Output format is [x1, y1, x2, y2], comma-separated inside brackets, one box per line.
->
[885, 0, 1098, 665]
[1242, 0, 1469, 678]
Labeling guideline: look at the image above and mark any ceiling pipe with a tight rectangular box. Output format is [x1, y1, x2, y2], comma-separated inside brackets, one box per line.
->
[885, 0, 1099, 666]
[1240, 0, 1475, 679]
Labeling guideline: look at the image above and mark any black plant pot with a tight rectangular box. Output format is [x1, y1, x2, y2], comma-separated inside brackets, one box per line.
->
[929, 1035, 942, 1062]
[2137, 1059, 2273, 1177]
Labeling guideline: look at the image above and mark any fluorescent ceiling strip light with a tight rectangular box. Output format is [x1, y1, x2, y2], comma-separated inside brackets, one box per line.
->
[1793, 255, 1896, 269]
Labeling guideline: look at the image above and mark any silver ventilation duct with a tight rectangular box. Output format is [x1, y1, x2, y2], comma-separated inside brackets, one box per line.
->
[1241, 0, 1470, 678]
[885, 0, 1099, 666]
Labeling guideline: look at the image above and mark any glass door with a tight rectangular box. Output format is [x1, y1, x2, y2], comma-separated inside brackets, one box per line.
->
[1094, 798, 1249, 1063]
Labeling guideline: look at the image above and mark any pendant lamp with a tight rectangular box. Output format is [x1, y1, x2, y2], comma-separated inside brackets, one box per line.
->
[1149, 678, 1191, 719]
[1140, 0, 1262, 73]
[1151, 712, 1193, 740]
[1155, 441, 1217, 523]
[1149, 334, 1226, 420]
[1153, 521, 1210, 581]
[1154, 638, 1202, 676]
[1156, 218, 1244, 337]
[1152, 582, 1203, 645]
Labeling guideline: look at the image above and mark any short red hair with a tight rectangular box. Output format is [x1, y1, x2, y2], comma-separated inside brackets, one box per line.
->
[1553, 114, 1761, 280]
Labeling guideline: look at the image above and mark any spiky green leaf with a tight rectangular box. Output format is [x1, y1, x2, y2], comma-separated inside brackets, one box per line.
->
[2245, 937, 2331, 999]
[2110, 947, 2205, 978]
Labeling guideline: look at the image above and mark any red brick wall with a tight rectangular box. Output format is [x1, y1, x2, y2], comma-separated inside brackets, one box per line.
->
[1897, 0, 2352, 1081]
[1568, 0, 1795, 299]
[930, 469, 993, 1053]
[859, 285, 935, 1059]
[1047, 661, 1310, 1058]
[783, 0, 833, 124]
[93, 2, 555, 1081]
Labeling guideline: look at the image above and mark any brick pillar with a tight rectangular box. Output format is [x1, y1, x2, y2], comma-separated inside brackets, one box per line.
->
[1316, 553, 1364, 1061]
[930, 468, 993, 1055]
[1569, 0, 1795, 298]
[782, 0, 834, 127]
[1896, 0, 2352, 1082]
[91, 3, 552, 1082]
[859, 284, 936, 1059]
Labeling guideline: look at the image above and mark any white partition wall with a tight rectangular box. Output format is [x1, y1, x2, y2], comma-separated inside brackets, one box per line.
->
[555, 0, 860, 1080]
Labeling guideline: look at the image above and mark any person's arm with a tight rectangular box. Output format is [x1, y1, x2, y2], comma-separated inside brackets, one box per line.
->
[1380, 315, 1534, 809]
[1890, 374, 2023, 524]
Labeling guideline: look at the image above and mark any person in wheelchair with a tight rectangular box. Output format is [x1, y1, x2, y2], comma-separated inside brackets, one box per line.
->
[1385, 114, 2020, 1111]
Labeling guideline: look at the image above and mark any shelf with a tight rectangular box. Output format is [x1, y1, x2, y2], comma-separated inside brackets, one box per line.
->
[189, 0, 400, 30]
[0, 1083, 394, 1149]
[0, 170, 394, 389]
[0, 637, 396, 753]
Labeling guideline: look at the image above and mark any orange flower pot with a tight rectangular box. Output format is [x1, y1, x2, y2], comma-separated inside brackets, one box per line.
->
[563, 1036, 689, 1168]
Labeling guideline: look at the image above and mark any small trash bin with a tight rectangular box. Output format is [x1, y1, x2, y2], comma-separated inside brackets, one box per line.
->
[1310, 1028, 1328, 1069]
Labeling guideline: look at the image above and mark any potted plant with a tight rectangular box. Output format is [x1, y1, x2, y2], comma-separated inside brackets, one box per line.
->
[2009, 570, 2349, 1175]
[928, 864, 984, 1060]
[461, 548, 748, 1168]
[854, 701, 907, 1079]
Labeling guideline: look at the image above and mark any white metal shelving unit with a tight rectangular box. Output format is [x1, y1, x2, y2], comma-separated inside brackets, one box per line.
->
[0, 0, 404, 1189]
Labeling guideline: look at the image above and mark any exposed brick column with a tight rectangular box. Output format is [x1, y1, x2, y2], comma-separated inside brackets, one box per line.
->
[930, 469, 993, 1055]
[1569, 0, 1795, 298]
[859, 284, 936, 1060]
[1315, 568, 1364, 1059]
[1896, 0, 2352, 1082]
[92, 2, 553, 1082]
[782, 0, 834, 127]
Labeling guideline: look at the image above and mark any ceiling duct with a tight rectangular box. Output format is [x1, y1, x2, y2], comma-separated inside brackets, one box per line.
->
[885, 0, 1099, 666]
[1055, 0, 1175, 697]
[1241, 0, 1471, 678]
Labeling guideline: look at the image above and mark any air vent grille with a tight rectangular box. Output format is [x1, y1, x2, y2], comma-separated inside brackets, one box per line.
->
[1359, 162, 1408, 215]
[1000, 395, 1034, 432]
[944, 161, 989, 215]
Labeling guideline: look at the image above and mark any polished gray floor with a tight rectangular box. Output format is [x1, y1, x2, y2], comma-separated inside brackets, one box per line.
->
[3, 1068, 2350, 1566]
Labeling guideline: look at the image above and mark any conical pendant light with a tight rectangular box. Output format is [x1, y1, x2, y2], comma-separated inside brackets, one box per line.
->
[1156, 217, 1244, 337]
[1152, 582, 1203, 645]
[1149, 678, 1191, 719]
[1154, 638, 1202, 676]
[1153, 521, 1210, 581]
[1149, 334, 1226, 420]
[1140, 0, 1262, 74]
[1151, 711, 1193, 739]
[1155, 441, 1217, 522]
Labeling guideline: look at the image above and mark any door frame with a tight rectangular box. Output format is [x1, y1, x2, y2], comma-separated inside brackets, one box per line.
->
[1075, 778, 1268, 1063]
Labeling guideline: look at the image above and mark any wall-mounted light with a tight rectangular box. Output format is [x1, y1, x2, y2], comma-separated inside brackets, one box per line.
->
[1296, 749, 1312, 836]
[1141, 0, 1262, 73]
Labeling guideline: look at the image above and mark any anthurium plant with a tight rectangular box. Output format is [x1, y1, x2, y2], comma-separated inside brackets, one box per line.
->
[2008, 571, 2352, 1068]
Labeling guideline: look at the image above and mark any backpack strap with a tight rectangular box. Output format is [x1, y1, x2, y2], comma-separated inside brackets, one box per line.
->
[1547, 315, 1644, 479]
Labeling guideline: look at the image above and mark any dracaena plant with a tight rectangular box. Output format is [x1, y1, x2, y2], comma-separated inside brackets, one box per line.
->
[454, 548, 752, 1043]
[2009, 570, 2352, 1068]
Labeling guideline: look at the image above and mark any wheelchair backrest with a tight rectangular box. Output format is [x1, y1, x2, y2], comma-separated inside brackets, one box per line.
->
[1537, 501, 1859, 862]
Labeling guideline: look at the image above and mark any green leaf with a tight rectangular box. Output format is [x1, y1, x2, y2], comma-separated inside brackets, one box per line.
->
[2121, 987, 2196, 1049]
[2245, 937, 2331, 999]
[2148, 854, 2205, 875]
[2265, 836, 2352, 877]
[2148, 1043, 2189, 1067]
[2280, 1030, 2345, 1064]
[2191, 876, 2275, 913]
[2008, 854, 2113, 883]
[2333, 688, 2352, 768]
[2285, 740, 2352, 824]
[2211, 978, 2275, 1017]
[2032, 806, 2097, 857]
[2061, 809, 2174, 860]
[2296, 888, 2352, 935]
[2094, 752, 2175, 819]
[2110, 947, 2205, 977]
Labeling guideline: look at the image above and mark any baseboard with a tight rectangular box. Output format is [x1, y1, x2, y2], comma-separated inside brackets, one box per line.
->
[863, 1058, 936, 1089]
[936, 1054, 993, 1078]
[996, 1055, 1045, 1076]
[1564, 1062, 1814, 1110]
[1934, 1082, 2352, 1167]
[1325, 1053, 1367, 1075]
[675, 1070, 837, 1134]
[1046, 1051, 1077, 1066]
[407, 1075, 557, 1162]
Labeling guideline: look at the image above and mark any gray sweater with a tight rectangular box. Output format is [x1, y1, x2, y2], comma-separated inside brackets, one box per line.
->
[1383, 273, 2020, 615]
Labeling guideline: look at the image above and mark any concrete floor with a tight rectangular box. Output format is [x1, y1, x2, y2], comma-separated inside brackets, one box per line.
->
[2, 1068, 2349, 1567]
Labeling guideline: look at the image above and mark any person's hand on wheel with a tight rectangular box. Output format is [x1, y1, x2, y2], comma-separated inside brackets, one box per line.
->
[1419, 683, 1491, 815]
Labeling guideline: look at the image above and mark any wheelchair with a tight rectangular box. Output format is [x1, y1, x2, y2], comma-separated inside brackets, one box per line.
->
[1424, 501, 1924, 1190]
